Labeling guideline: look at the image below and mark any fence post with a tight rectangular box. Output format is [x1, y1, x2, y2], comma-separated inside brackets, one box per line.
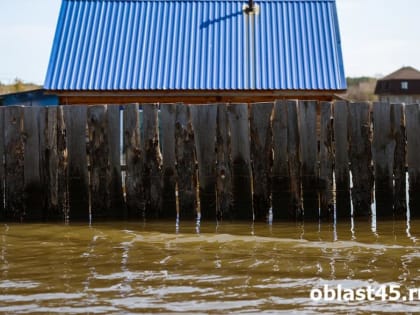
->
[250, 102, 273, 221]
[216, 104, 232, 221]
[44, 107, 61, 219]
[0, 107, 4, 219]
[391, 103, 407, 216]
[143, 104, 162, 218]
[87, 105, 109, 219]
[23, 106, 45, 220]
[333, 101, 351, 218]
[63, 105, 89, 221]
[372, 102, 395, 217]
[348, 102, 373, 217]
[176, 103, 197, 220]
[191, 104, 218, 221]
[124, 104, 144, 218]
[106, 105, 125, 217]
[4, 106, 24, 220]
[298, 100, 319, 220]
[405, 103, 420, 218]
[319, 102, 334, 219]
[160, 103, 177, 218]
[287, 100, 302, 219]
[228, 103, 253, 220]
[272, 100, 291, 220]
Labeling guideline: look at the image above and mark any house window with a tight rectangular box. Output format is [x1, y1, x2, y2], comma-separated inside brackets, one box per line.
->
[401, 81, 408, 90]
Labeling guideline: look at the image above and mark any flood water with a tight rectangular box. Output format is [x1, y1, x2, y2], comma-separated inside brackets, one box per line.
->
[0, 219, 419, 314]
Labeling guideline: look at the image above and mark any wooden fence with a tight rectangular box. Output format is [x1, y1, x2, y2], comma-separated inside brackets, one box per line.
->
[0, 100, 418, 222]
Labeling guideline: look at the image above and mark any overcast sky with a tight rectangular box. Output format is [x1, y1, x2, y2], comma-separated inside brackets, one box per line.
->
[1, 0, 419, 85]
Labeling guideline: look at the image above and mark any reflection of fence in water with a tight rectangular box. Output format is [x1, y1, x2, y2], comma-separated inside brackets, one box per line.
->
[0, 101, 417, 222]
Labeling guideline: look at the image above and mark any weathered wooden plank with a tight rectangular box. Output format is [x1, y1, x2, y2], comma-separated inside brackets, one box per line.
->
[298, 100, 319, 219]
[216, 104, 232, 221]
[372, 102, 395, 217]
[287, 100, 303, 219]
[227, 103, 253, 220]
[272, 100, 291, 220]
[160, 103, 177, 218]
[142, 103, 162, 218]
[191, 104, 218, 221]
[0, 107, 4, 219]
[44, 107, 60, 219]
[87, 105, 108, 219]
[319, 102, 334, 219]
[63, 105, 89, 221]
[57, 106, 68, 220]
[4, 106, 24, 220]
[391, 103, 406, 217]
[348, 102, 373, 217]
[405, 104, 420, 218]
[175, 104, 197, 220]
[123, 104, 144, 218]
[333, 101, 351, 218]
[23, 106, 45, 220]
[250, 102, 273, 221]
[106, 105, 125, 218]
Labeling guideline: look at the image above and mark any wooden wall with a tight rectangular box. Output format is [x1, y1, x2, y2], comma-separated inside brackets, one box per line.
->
[0, 101, 416, 222]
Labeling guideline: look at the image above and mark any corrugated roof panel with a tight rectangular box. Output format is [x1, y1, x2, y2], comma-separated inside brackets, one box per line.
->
[44, 0, 346, 91]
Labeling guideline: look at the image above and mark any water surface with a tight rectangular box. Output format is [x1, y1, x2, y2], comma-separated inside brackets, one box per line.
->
[0, 220, 419, 314]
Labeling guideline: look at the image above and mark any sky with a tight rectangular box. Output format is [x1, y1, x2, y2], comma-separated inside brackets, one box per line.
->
[0, 0, 420, 85]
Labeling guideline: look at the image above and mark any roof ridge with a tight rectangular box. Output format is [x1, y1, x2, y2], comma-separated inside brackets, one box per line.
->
[381, 66, 420, 80]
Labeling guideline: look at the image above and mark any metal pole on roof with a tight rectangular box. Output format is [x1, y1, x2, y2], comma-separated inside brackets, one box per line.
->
[249, 0, 254, 12]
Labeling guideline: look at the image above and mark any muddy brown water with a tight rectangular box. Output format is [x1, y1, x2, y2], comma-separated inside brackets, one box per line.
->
[0, 219, 419, 314]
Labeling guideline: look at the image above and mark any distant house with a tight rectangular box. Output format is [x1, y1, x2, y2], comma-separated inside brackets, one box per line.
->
[375, 66, 420, 104]
[0, 89, 58, 107]
[44, 0, 346, 104]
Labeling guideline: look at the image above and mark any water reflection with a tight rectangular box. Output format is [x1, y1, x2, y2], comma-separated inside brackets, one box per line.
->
[0, 219, 419, 314]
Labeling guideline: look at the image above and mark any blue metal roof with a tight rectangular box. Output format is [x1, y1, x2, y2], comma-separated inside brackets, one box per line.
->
[44, 0, 346, 91]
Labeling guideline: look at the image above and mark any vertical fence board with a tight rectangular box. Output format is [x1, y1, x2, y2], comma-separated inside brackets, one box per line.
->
[176, 104, 197, 220]
[143, 104, 162, 218]
[160, 104, 177, 218]
[250, 102, 273, 221]
[123, 104, 144, 218]
[391, 103, 407, 216]
[298, 101, 319, 219]
[228, 103, 253, 220]
[405, 104, 420, 218]
[216, 104, 232, 221]
[372, 102, 395, 217]
[87, 105, 108, 219]
[57, 106, 68, 220]
[191, 105, 218, 220]
[23, 106, 45, 219]
[4, 106, 24, 220]
[107, 105, 125, 218]
[0, 108, 4, 218]
[333, 101, 351, 218]
[349, 102, 373, 217]
[63, 106, 89, 221]
[287, 100, 302, 219]
[45, 107, 60, 219]
[319, 102, 334, 219]
[272, 100, 291, 220]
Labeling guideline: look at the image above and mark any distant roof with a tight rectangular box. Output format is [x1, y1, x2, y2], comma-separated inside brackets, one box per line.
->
[381, 66, 420, 80]
[44, 0, 346, 91]
[0, 89, 58, 106]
